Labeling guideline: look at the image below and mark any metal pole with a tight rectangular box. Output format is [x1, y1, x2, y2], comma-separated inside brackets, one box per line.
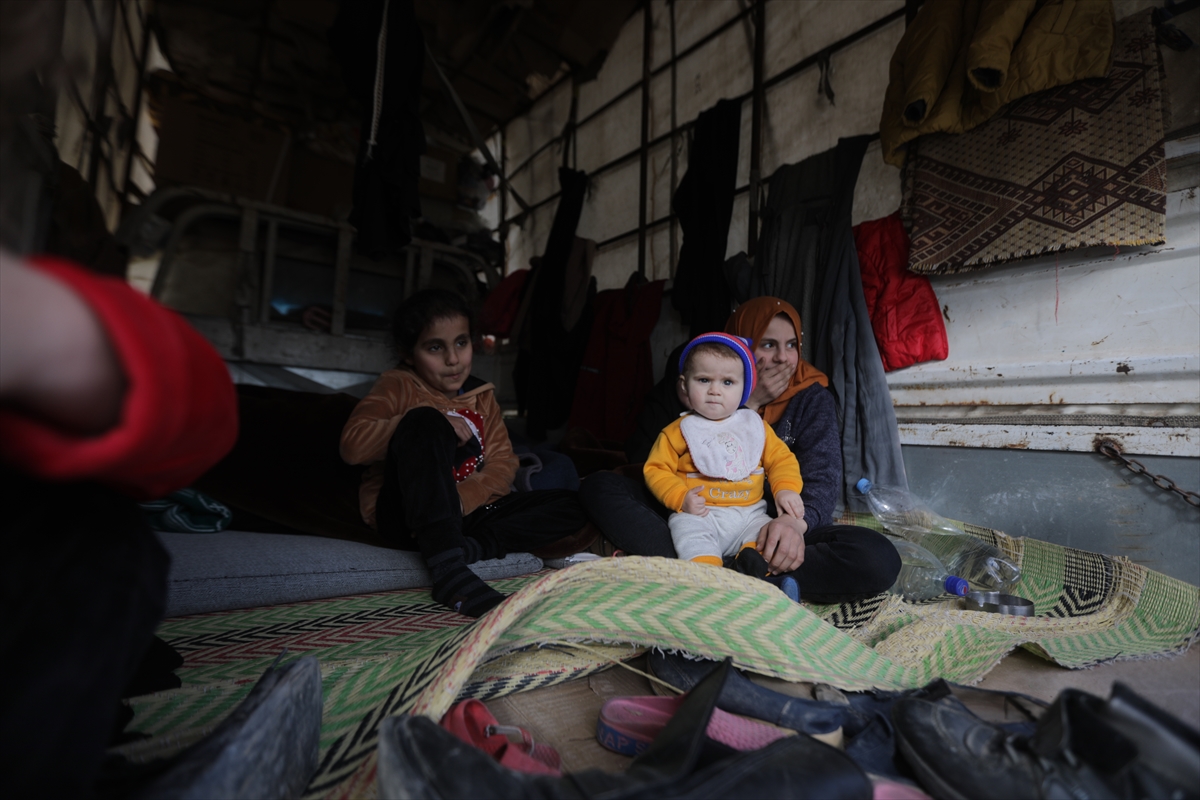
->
[499, 126, 508, 275]
[669, 0, 678, 277]
[331, 225, 352, 336]
[747, 0, 765, 257]
[637, 1, 652, 276]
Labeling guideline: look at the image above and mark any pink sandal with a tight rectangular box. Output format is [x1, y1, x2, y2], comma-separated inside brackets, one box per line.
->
[597, 694, 792, 756]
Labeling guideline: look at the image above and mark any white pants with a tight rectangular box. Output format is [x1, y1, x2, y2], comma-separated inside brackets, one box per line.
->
[669, 501, 773, 563]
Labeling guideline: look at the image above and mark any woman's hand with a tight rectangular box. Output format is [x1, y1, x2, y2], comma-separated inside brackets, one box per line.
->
[774, 490, 805, 520]
[681, 486, 709, 516]
[756, 514, 807, 573]
[745, 359, 792, 411]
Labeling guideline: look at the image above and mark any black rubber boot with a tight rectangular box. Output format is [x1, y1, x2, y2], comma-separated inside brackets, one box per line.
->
[131, 656, 323, 799]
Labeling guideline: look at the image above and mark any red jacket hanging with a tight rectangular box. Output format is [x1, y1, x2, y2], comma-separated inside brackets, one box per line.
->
[568, 278, 665, 442]
[854, 213, 948, 372]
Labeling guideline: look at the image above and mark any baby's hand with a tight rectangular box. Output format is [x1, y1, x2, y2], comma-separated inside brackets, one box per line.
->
[681, 486, 709, 516]
[775, 490, 805, 520]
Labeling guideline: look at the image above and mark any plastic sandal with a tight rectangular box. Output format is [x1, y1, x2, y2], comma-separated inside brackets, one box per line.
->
[597, 694, 793, 756]
[440, 699, 562, 775]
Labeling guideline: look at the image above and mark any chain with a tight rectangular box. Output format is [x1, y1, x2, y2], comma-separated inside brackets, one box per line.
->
[1095, 441, 1200, 508]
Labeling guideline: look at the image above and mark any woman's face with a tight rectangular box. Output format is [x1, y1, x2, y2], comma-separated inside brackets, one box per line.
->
[754, 314, 799, 376]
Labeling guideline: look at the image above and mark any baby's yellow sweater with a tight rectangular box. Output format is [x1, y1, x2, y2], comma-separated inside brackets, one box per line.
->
[643, 415, 804, 512]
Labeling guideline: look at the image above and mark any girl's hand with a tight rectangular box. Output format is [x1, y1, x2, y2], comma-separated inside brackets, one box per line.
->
[774, 490, 805, 520]
[746, 359, 792, 411]
[445, 413, 475, 445]
[681, 487, 709, 516]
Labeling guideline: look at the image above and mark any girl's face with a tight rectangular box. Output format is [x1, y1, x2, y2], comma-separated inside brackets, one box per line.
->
[406, 314, 473, 398]
[754, 314, 799, 376]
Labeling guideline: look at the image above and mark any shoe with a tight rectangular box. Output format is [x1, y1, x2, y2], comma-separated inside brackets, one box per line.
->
[1101, 682, 1199, 797]
[440, 699, 561, 775]
[646, 652, 846, 741]
[596, 694, 792, 756]
[892, 683, 1200, 800]
[132, 656, 323, 799]
[379, 659, 873, 800]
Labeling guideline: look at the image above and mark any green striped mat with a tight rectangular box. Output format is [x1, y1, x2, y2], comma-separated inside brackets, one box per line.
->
[116, 520, 1198, 798]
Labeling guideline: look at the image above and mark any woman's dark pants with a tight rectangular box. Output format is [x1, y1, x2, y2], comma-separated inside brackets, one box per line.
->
[579, 471, 900, 602]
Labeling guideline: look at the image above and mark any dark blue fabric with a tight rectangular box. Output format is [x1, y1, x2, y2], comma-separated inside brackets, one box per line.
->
[770, 383, 841, 533]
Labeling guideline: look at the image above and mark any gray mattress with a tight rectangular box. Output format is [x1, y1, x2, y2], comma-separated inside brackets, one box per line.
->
[159, 530, 544, 617]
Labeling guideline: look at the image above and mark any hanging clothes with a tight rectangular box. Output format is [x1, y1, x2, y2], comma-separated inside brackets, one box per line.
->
[854, 212, 948, 372]
[329, 0, 425, 259]
[879, 0, 1115, 167]
[568, 277, 666, 443]
[513, 168, 593, 439]
[671, 99, 740, 339]
[754, 137, 909, 509]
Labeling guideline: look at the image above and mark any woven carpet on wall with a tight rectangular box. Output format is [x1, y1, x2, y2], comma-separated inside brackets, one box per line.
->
[900, 10, 1168, 274]
[115, 513, 1199, 799]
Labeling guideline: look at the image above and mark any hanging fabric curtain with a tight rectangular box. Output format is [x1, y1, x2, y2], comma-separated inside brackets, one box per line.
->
[752, 136, 909, 507]
[671, 98, 741, 339]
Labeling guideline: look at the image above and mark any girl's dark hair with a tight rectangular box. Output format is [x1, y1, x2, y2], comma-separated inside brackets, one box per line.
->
[390, 288, 475, 362]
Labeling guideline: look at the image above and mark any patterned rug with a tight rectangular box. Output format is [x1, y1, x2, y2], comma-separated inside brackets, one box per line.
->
[900, 10, 1168, 274]
[116, 513, 1199, 799]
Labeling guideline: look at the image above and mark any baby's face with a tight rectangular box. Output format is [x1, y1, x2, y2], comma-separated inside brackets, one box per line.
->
[680, 351, 743, 421]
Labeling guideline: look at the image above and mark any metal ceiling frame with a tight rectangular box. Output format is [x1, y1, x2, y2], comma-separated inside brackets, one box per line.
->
[492, 1, 905, 274]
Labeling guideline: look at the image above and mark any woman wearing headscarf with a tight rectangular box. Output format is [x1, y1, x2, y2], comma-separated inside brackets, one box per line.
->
[579, 297, 899, 602]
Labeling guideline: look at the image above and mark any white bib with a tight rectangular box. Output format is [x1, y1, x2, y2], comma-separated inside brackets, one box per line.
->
[679, 409, 765, 482]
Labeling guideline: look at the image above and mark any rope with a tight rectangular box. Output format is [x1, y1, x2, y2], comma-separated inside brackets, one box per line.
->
[548, 641, 684, 694]
[365, 0, 391, 162]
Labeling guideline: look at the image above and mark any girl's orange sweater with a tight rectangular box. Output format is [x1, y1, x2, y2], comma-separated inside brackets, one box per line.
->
[339, 368, 517, 528]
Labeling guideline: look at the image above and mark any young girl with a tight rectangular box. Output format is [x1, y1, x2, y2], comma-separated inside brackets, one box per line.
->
[340, 289, 587, 617]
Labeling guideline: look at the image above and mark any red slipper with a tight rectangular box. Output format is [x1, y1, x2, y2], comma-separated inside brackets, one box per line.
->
[597, 694, 792, 756]
[439, 699, 562, 776]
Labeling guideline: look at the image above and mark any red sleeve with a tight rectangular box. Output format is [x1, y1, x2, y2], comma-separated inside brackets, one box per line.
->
[0, 257, 238, 499]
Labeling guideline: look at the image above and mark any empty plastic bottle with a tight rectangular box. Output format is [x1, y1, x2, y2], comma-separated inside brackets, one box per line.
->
[888, 540, 969, 601]
[856, 478, 1020, 591]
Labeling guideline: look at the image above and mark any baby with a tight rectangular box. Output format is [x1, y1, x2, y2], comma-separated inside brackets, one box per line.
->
[644, 333, 805, 592]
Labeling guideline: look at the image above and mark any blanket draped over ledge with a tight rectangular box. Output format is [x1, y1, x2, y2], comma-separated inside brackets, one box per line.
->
[900, 10, 1168, 275]
[119, 513, 1199, 799]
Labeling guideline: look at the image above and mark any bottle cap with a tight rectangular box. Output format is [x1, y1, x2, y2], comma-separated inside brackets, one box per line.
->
[944, 576, 969, 596]
[855, 478, 872, 494]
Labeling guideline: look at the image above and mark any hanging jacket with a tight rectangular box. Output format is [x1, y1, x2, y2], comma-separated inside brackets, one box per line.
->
[568, 277, 665, 443]
[880, 0, 1114, 166]
[854, 213, 948, 372]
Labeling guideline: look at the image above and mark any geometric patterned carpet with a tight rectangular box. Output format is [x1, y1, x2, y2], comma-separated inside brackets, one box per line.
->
[901, 10, 1168, 274]
[116, 513, 1200, 798]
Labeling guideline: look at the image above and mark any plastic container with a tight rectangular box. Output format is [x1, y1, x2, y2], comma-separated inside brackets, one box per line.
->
[856, 479, 1020, 591]
[888, 539, 970, 601]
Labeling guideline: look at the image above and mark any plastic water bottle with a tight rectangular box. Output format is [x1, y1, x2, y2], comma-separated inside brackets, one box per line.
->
[856, 479, 1020, 591]
[888, 540, 969, 601]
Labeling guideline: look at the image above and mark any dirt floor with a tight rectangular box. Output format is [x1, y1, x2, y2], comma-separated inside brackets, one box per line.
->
[489, 645, 1200, 774]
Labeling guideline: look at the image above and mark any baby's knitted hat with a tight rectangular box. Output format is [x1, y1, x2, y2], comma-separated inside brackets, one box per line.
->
[678, 332, 757, 408]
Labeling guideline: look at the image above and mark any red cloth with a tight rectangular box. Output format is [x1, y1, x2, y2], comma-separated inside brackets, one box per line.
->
[0, 257, 238, 499]
[478, 268, 529, 338]
[854, 213, 948, 372]
[568, 279, 665, 442]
